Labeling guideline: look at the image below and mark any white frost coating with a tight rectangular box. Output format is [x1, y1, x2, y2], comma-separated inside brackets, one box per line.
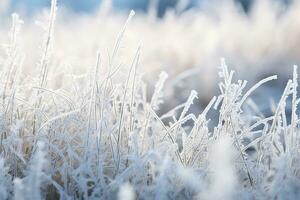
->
[203, 136, 237, 200]
[179, 90, 198, 120]
[151, 71, 169, 110]
[239, 75, 278, 107]
[118, 183, 136, 200]
[0, 1, 299, 199]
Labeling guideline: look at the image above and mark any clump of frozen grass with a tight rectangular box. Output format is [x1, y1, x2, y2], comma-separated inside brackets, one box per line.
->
[0, 158, 12, 199]
[13, 141, 47, 200]
[0, 1, 300, 200]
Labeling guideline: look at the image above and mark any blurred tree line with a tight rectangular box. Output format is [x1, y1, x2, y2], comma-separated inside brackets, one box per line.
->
[10, 0, 292, 16]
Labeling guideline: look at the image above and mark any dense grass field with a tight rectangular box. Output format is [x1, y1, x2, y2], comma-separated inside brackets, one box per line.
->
[0, 0, 300, 199]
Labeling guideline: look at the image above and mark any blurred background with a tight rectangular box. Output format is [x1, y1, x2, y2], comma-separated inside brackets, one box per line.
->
[7, 0, 289, 16]
[1, 0, 299, 122]
[6, 0, 293, 16]
[6, 0, 295, 14]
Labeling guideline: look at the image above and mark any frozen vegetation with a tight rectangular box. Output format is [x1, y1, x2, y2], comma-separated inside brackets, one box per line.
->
[0, 0, 300, 199]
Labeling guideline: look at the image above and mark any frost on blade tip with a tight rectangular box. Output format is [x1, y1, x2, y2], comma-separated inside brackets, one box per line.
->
[151, 71, 169, 110]
[129, 10, 136, 18]
[179, 90, 198, 120]
[50, 0, 58, 28]
[7, 12, 23, 54]
[124, 10, 135, 29]
[219, 58, 228, 78]
[238, 75, 277, 108]
[11, 13, 24, 26]
[291, 65, 299, 136]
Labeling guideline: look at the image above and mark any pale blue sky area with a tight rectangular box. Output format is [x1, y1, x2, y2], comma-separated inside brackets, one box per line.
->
[10, 0, 200, 14]
[9, 0, 257, 16]
[11, 0, 102, 12]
